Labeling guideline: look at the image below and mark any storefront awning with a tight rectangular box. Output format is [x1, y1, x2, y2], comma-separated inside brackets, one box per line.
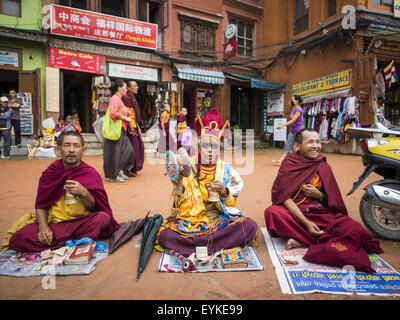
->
[225, 73, 285, 90]
[175, 65, 225, 85]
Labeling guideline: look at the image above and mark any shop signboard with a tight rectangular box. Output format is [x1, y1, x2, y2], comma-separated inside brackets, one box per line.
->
[0, 49, 19, 69]
[225, 24, 236, 39]
[292, 69, 352, 99]
[273, 118, 287, 142]
[262, 92, 268, 133]
[395, 0, 400, 18]
[267, 90, 284, 116]
[366, 39, 400, 59]
[108, 63, 158, 82]
[17, 93, 33, 135]
[50, 4, 158, 50]
[46, 67, 60, 113]
[49, 48, 101, 74]
[224, 39, 237, 58]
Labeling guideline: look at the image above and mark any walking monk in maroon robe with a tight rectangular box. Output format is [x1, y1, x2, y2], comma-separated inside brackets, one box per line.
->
[122, 80, 144, 176]
[1, 131, 120, 253]
[265, 129, 383, 273]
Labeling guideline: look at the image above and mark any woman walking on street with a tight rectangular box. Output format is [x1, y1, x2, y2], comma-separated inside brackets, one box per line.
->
[103, 79, 135, 183]
[273, 95, 304, 166]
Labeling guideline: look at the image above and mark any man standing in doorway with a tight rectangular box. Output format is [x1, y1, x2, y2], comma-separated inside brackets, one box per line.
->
[122, 80, 144, 177]
[8, 89, 22, 147]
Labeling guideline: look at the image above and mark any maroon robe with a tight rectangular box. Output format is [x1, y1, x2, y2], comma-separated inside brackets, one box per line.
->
[176, 114, 186, 151]
[157, 112, 174, 153]
[265, 153, 383, 273]
[9, 160, 120, 253]
[121, 92, 144, 173]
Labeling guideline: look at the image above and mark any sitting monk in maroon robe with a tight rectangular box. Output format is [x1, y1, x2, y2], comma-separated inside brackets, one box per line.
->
[1, 131, 120, 253]
[265, 128, 383, 273]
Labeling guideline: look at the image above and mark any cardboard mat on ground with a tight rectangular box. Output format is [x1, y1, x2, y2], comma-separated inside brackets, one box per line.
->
[262, 227, 400, 296]
[0, 249, 107, 277]
[158, 246, 264, 273]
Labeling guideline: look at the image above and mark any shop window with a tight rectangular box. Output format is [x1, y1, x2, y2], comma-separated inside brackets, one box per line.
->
[294, 0, 309, 35]
[99, 0, 127, 17]
[328, 0, 336, 17]
[137, 0, 162, 25]
[58, 0, 88, 10]
[372, 0, 393, 6]
[0, 0, 21, 17]
[179, 15, 217, 53]
[137, 0, 163, 48]
[229, 19, 253, 57]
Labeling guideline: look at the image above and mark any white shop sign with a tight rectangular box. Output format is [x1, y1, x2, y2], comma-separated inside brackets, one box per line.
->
[0, 50, 19, 68]
[273, 118, 287, 142]
[108, 63, 158, 82]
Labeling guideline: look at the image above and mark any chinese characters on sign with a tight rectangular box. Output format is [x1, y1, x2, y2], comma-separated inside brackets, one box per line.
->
[49, 48, 101, 74]
[50, 4, 158, 50]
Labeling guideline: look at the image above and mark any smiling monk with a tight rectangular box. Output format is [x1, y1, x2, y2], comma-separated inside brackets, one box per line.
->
[1, 131, 119, 253]
[265, 128, 383, 273]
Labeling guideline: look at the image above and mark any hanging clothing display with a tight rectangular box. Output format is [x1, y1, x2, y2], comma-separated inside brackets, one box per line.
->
[302, 96, 360, 143]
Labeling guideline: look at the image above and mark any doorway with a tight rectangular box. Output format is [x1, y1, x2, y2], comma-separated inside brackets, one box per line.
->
[61, 70, 93, 133]
[0, 69, 18, 96]
[230, 86, 252, 129]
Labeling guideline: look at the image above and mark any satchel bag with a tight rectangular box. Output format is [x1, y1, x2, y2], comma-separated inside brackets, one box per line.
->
[102, 106, 122, 141]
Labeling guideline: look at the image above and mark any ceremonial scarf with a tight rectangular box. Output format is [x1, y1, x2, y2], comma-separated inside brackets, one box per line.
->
[35, 159, 119, 237]
[271, 152, 348, 215]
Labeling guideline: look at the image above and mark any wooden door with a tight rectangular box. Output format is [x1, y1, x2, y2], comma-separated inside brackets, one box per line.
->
[19, 68, 41, 135]
[355, 55, 375, 126]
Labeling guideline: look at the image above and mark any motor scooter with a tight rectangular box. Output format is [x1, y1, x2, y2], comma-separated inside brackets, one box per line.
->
[347, 123, 400, 241]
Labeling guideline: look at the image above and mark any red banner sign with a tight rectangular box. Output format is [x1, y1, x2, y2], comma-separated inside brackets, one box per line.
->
[50, 4, 158, 50]
[49, 47, 101, 74]
[224, 39, 237, 58]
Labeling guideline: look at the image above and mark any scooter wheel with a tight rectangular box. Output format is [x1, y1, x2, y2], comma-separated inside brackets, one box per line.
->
[360, 183, 400, 241]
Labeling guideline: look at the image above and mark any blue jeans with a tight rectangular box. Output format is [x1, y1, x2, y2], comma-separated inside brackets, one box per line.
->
[0, 129, 11, 156]
[283, 132, 296, 154]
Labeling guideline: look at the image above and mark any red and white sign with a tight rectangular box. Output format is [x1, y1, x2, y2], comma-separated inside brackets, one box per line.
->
[224, 39, 237, 58]
[50, 4, 158, 50]
[49, 47, 101, 74]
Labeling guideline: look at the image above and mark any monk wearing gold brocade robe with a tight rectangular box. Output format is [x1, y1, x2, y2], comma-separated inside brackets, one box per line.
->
[157, 108, 258, 257]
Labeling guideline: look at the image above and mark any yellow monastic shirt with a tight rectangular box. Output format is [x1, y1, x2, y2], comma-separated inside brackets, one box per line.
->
[129, 107, 137, 128]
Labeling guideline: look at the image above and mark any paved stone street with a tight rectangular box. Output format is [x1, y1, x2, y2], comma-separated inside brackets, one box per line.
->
[0, 149, 399, 300]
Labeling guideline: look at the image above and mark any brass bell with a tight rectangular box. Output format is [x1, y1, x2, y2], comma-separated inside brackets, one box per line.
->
[207, 190, 220, 203]
[64, 191, 77, 205]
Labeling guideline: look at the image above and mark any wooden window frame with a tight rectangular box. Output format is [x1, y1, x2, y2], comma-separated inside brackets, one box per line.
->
[136, 0, 164, 31]
[0, 0, 21, 18]
[230, 19, 254, 57]
[328, 0, 337, 17]
[57, 0, 89, 10]
[179, 14, 217, 54]
[98, 0, 129, 18]
[294, 0, 309, 35]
